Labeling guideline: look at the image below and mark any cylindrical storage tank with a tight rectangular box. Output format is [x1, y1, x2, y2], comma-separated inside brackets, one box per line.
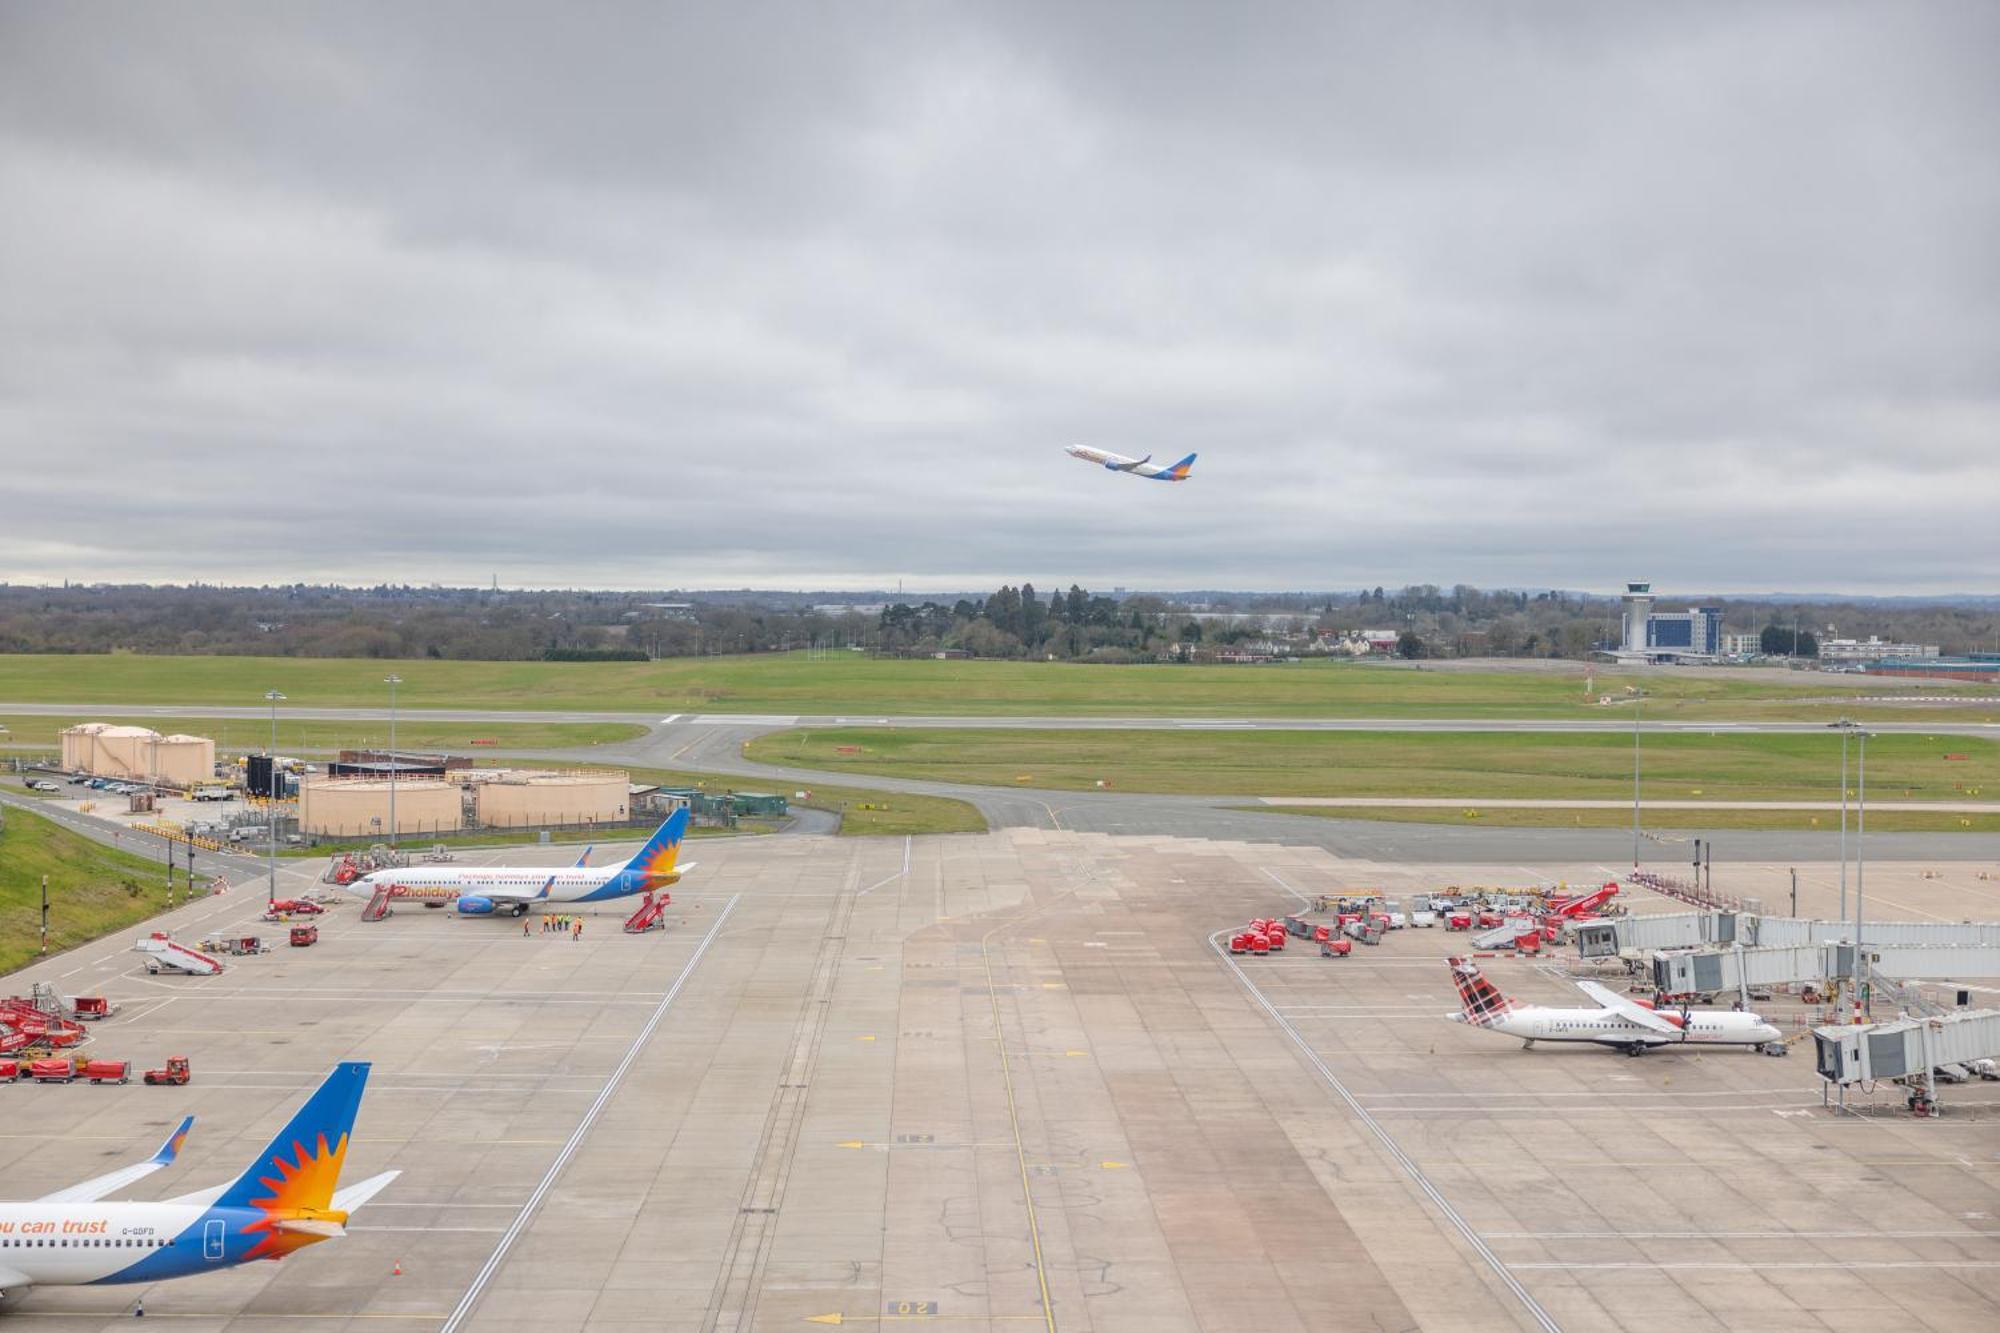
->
[474, 771, 628, 829]
[300, 778, 462, 838]
[61, 723, 111, 772]
[88, 725, 163, 779]
[156, 735, 217, 787]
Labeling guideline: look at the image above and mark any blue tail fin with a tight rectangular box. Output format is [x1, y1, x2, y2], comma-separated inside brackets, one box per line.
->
[623, 807, 690, 881]
[1162, 452, 1196, 480]
[212, 1062, 370, 1212]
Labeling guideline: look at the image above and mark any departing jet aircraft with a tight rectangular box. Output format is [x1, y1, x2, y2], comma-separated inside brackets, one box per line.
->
[346, 807, 694, 916]
[1065, 446, 1196, 481]
[0, 1064, 395, 1303]
[1446, 957, 1782, 1056]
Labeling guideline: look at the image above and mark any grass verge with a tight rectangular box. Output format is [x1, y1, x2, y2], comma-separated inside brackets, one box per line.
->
[746, 726, 2000, 806]
[1, 804, 205, 978]
[1249, 805, 2000, 834]
[0, 713, 645, 753]
[4, 652, 1996, 721]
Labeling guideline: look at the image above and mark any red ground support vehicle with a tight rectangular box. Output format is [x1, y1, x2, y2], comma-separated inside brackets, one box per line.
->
[0, 1060, 19, 1080]
[83, 1059, 130, 1084]
[1312, 925, 1332, 944]
[270, 898, 325, 915]
[28, 1057, 77, 1083]
[144, 1056, 192, 1086]
[1228, 933, 1251, 955]
[1320, 938, 1352, 958]
[72, 996, 115, 1020]
[1265, 929, 1286, 951]
[1446, 913, 1472, 931]
[289, 925, 319, 947]
[1249, 934, 1272, 957]
[1478, 911, 1503, 929]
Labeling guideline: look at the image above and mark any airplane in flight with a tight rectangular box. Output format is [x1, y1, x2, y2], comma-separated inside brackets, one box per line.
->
[1065, 446, 1197, 481]
[1446, 957, 1782, 1056]
[0, 1063, 396, 1303]
[346, 807, 694, 916]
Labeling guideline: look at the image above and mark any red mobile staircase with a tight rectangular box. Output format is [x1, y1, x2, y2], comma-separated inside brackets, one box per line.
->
[623, 890, 672, 934]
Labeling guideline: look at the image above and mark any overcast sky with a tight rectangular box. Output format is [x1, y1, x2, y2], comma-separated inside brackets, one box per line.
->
[2, 2, 1994, 595]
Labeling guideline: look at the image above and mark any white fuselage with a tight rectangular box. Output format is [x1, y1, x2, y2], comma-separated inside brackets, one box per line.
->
[1456, 1005, 1781, 1049]
[1065, 446, 1178, 479]
[350, 865, 630, 905]
[0, 1202, 210, 1287]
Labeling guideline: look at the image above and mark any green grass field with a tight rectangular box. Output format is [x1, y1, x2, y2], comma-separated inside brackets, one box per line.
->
[0, 714, 645, 754]
[2, 652, 1995, 721]
[1252, 805, 2000, 834]
[0, 805, 202, 978]
[746, 726, 2000, 806]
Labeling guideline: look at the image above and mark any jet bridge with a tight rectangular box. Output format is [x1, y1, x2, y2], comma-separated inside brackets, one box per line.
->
[1652, 941, 2000, 997]
[1578, 911, 2000, 961]
[1813, 1009, 2000, 1112]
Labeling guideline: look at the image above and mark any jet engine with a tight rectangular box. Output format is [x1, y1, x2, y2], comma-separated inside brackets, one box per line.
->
[455, 896, 496, 916]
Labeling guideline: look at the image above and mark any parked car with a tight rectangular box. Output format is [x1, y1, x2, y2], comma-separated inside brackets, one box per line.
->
[27, 780, 61, 792]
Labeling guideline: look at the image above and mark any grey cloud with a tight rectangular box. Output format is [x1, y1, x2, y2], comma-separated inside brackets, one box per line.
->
[1, 1, 1995, 594]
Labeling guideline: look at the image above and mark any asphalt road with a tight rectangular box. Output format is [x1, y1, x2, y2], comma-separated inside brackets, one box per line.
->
[12, 704, 2000, 864]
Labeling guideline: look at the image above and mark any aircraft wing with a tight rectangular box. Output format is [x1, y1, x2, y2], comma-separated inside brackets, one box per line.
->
[1574, 979, 1680, 1034]
[38, 1115, 194, 1203]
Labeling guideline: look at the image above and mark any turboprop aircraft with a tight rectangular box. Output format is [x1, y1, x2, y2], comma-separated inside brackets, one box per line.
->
[346, 807, 694, 916]
[1064, 445, 1196, 481]
[1446, 957, 1782, 1056]
[0, 1063, 395, 1302]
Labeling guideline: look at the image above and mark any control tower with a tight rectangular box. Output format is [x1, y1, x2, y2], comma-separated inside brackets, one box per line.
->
[1621, 582, 1653, 653]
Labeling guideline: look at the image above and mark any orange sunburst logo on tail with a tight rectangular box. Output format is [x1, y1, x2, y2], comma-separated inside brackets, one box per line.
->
[240, 1130, 349, 1260]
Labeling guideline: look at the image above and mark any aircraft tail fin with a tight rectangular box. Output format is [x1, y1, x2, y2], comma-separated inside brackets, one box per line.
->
[1163, 452, 1196, 480]
[1448, 957, 1516, 1027]
[211, 1062, 370, 1214]
[622, 807, 691, 882]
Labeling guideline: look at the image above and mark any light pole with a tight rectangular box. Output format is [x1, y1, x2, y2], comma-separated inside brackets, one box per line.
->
[264, 690, 285, 905]
[1631, 690, 1646, 870]
[384, 674, 402, 848]
[1834, 718, 1852, 921]
[1854, 726, 1870, 1018]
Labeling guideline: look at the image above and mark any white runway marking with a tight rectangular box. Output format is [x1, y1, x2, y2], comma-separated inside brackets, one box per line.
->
[858, 836, 913, 897]
[1259, 867, 1313, 907]
[658, 714, 682, 724]
[440, 893, 741, 1333]
[1210, 930, 1562, 1333]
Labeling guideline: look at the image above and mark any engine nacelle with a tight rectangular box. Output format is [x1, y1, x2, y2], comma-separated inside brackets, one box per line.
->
[455, 895, 496, 916]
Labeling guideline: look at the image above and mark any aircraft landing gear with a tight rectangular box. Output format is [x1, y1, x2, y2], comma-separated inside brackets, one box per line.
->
[1521, 1038, 1535, 1049]
[1623, 1043, 1648, 1058]
[512, 903, 529, 917]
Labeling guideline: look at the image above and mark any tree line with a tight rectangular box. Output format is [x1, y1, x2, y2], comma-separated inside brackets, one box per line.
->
[0, 583, 1991, 662]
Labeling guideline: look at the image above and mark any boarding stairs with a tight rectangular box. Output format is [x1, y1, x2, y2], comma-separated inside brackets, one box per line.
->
[0, 995, 89, 1053]
[132, 932, 225, 976]
[1472, 916, 1541, 950]
[623, 889, 672, 934]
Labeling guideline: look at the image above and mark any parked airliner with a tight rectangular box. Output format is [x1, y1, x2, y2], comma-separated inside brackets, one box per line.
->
[346, 807, 693, 916]
[0, 1063, 395, 1302]
[1447, 957, 1782, 1056]
[1065, 446, 1196, 481]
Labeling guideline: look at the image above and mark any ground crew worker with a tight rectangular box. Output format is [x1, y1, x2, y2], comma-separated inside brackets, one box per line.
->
[573, 918, 582, 941]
